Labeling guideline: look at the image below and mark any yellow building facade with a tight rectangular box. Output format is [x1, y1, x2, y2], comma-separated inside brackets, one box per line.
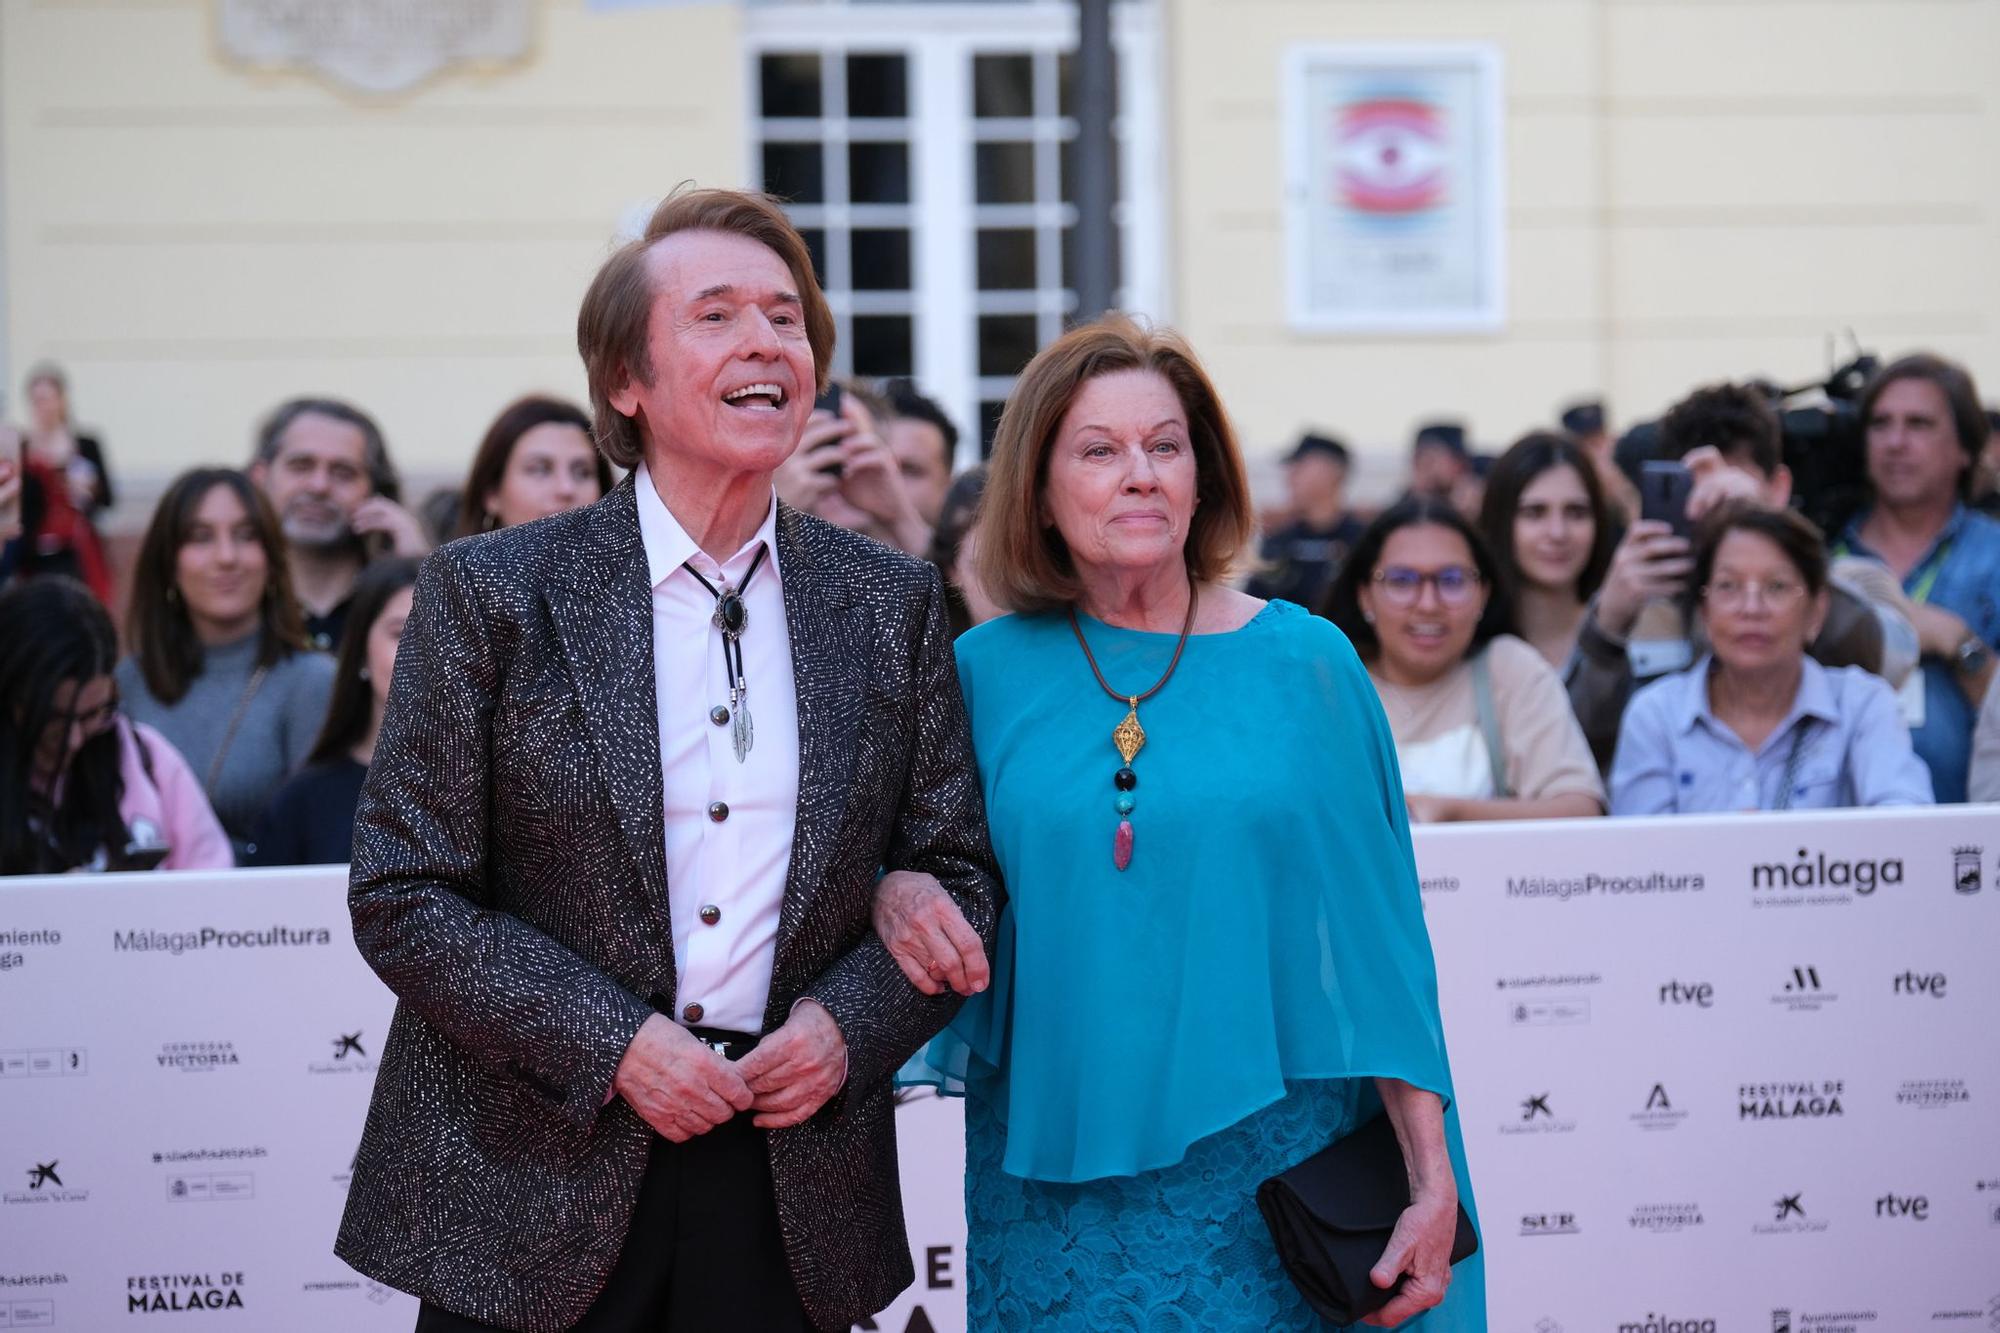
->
[5, 0, 1996, 513]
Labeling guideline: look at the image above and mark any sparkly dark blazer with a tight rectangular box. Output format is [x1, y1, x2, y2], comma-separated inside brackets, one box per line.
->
[333, 478, 1001, 1333]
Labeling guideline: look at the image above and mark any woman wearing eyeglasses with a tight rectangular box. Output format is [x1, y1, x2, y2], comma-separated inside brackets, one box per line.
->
[1324, 498, 1605, 823]
[0, 577, 231, 875]
[1609, 504, 1932, 813]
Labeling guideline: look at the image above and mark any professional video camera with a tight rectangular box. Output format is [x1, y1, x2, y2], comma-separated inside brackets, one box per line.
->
[1613, 339, 1878, 537]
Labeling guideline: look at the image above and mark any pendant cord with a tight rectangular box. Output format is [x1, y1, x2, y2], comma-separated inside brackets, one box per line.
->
[683, 545, 769, 697]
[1068, 582, 1200, 706]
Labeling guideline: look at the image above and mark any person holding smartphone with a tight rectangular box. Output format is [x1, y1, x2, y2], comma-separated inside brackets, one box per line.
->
[772, 378, 935, 554]
[248, 397, 431, 651]
[1564, 382, 1906, 770]
[0, 577, 231, 876]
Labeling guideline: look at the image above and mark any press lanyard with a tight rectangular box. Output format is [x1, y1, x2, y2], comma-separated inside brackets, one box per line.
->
[1771, 721, 1811, 812]
[1833, 537, 1951, 605]
[1906, 541, 1949, 605]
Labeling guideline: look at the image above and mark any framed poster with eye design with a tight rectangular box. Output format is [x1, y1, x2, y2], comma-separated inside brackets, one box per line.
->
[1284, 41, 1506, 334]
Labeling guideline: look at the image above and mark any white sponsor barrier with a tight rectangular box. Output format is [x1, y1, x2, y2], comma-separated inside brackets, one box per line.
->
[2, 806, 1995, 1331]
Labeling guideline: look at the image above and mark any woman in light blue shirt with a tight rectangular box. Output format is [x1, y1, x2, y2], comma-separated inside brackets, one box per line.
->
[1611, 504, 1933, 813]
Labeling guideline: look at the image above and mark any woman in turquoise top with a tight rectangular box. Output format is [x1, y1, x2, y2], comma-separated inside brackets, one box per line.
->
[880, 317, 1484, 1330]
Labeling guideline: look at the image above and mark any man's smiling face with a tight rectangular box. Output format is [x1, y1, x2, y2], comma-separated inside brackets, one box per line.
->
[609, 229, 820, 477]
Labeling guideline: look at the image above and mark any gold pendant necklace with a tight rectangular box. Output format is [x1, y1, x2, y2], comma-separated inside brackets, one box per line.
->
[1067, 584, 1199, 872]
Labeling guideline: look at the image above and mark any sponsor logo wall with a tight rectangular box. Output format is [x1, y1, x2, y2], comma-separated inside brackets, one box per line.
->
[1, 808, 1994, 1329]
[1418, 807, 1999, 1331]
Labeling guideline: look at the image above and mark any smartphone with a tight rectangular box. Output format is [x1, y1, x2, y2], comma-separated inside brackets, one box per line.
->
[1639, 460, 1694, 540]
[120, 844, 171, 871]
[811, 384, 846, 477]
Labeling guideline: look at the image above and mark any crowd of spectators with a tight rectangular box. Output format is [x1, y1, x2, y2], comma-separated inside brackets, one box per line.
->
[2, 345, 1997, 878]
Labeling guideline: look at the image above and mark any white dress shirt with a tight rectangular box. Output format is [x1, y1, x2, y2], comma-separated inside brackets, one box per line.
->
[634, 463, 800, 1034]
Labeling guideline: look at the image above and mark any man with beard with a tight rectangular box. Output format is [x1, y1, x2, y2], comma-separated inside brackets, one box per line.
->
[248, 398, 431, 649]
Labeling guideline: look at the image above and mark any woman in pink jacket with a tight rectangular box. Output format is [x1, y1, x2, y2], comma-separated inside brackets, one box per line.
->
[1, 576, 230, 874]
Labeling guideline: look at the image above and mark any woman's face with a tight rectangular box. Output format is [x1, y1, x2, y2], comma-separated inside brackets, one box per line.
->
[1358, 523, 1489, 684]
[485, 423, 602, 530]
[31, 674, 117, 780]
[1041, 370, 1198, 584]
[1701, 530, 1826, 677]
[27, 377, 66, 431]
[364, 587, 415, 710]
[1512, 463, 1595, 592]
[175, 485, 269, 634]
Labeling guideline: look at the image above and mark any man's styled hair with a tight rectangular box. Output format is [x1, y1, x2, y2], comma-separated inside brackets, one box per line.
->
[1858, 352, 1990, 497]
[976, 315, 1254, 615]
[576, 187, 836, 471]
[881, 377, 960, 475]
[1658, 382, 1782, 479]
[252, 397, 402, 503]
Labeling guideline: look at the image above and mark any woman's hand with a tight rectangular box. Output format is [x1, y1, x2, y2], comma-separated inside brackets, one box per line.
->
[1595, 519, 1693, 638]
[1362, 1186, 1459, 1327]
[873, 869, 990, 997]
[1404, 793, 1460, 824]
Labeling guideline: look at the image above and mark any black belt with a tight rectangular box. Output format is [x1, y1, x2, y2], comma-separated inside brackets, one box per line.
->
[685, 1025, 760, 1062]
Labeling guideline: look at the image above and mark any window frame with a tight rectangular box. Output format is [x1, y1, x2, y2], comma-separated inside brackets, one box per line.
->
[744, 1, 1165, 461]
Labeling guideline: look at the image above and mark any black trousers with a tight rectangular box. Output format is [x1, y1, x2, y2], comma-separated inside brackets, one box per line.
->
[415, 1032, 814, 1333]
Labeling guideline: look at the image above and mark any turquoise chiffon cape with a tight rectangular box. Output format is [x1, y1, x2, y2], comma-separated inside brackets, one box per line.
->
[909, 601, 1477, 1196]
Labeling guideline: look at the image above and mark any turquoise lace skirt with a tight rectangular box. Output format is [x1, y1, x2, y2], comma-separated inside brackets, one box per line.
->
[964, 1075, 1483, 1332]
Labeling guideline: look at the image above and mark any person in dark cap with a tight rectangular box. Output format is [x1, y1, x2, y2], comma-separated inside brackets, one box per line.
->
[1560, 398, 1637, 523]
[1407, 420, 1470, 503]
[1245, 432, 1366, 609]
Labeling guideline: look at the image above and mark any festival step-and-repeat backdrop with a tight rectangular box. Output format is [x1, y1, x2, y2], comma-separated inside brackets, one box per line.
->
[3, 806, 1996, 1332]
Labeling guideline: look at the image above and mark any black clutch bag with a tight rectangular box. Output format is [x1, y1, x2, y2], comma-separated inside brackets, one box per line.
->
[1255, 1111, 1479, 1325]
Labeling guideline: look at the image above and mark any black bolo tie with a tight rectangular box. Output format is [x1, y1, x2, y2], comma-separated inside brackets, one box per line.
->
[682, 544, 768, 763]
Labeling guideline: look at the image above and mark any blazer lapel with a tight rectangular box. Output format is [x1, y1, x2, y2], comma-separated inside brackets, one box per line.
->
[774, 507, 868, 980]
[547, 480, 673, 925]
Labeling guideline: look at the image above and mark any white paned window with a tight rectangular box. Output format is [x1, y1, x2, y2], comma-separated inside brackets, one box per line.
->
[745, 2, 1162, 458]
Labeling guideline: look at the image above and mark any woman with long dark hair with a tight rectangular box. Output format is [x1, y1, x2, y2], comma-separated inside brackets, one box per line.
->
[452, 395, 610, 538]
[116, 468, 335, 862]
[1324, 497, 1605, 823]
[249, 558, 420, 865]
[1477, 430, 1618, 671]
[1, 577, 230, 875]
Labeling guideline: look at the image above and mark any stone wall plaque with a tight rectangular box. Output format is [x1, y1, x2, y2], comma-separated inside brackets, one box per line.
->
[217, 0, 535, 97]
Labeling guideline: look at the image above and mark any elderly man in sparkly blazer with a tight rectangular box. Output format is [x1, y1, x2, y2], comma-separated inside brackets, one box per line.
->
[334, 188, 1001, 1333]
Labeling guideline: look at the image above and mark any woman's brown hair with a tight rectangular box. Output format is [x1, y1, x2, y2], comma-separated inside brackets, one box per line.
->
[576, 187, 835, 471]
[1692, 501, 1830, 598]
[976, 315, 1255, 614]
[126, 468, 309, 704]
[307, 557, 421, 765]
[453, 395, 612, 538]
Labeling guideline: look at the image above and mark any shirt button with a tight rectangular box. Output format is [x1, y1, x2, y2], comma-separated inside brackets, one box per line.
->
[707, 802, 729, 822]
[699, 904, 721, 926]
[682, 1002, 704, 1024]
[709, 705, 730, 727]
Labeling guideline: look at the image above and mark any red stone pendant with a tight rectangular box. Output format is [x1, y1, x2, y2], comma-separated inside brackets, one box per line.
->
[1113, 819, 1134, 871]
